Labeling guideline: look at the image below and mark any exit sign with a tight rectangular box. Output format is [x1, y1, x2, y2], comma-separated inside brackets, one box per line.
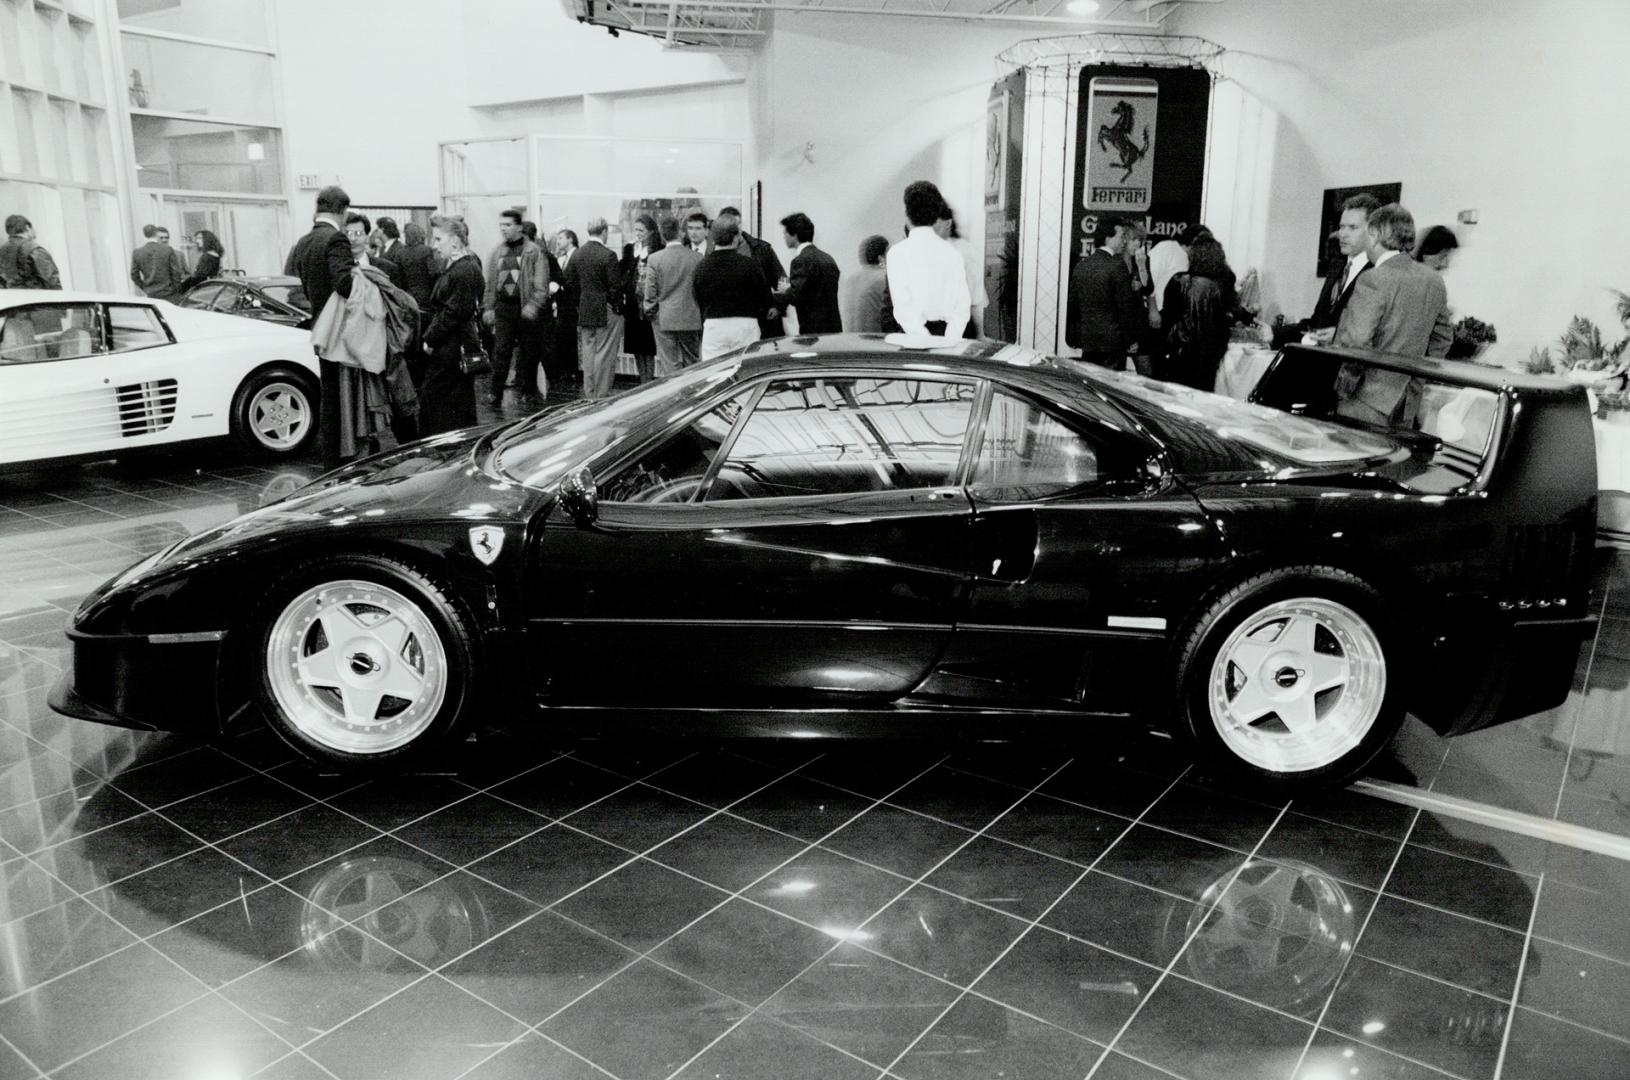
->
[296, 174, 321, 189]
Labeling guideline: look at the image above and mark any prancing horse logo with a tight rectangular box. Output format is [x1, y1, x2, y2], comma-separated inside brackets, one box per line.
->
[468, 526, 504, 566]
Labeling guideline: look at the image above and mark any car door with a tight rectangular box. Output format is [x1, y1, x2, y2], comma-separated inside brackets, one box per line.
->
[529, 371, 981, 705]
[918, 385, 1222, 716]
[0, 301, 116, 465]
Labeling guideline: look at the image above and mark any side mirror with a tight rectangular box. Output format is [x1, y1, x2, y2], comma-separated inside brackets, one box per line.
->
[558, 466, 599, 527]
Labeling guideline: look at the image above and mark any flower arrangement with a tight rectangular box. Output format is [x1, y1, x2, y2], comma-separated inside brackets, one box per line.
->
[1446, 316, 1497, 361]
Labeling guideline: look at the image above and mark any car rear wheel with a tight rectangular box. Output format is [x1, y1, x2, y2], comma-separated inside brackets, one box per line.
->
[232, 368, 317, 457]
[252, 555, 477, 769]
[1174, 566, 1403, 793]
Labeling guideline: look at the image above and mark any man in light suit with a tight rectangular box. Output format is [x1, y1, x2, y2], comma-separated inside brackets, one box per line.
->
[643, 216, 703, 373]
[780, 212, 842, 335]
[1335, 204, 1452, 358]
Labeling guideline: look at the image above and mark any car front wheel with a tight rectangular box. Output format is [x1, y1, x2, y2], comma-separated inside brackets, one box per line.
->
[252, 556, 477, 769]
[233, 368, 317, 457]
[1174, 566, 1403, 793]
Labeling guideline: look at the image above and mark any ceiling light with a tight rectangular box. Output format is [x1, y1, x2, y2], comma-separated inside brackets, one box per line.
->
[1067, 0, 1100, 13]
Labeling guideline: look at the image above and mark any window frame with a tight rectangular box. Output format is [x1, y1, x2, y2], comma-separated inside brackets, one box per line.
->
[100, 303, 176, 355]
[962, 384, 1148, 503]
[0, 303, 109, 366]
[594, 367, 989, 508]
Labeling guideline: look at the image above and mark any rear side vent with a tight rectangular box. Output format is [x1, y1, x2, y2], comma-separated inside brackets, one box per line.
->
[1499, 523, 1582, 611]
[117, 379, 178, 437]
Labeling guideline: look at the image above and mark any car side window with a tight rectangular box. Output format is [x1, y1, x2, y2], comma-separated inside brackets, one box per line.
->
[707, 376, 977, 501]
[105, 305, 171, 353]
[0, 304, 105, 365]
[970, 391, 1103, 501]
[600, 391, 754, 504]
[180, 283, 226, 310]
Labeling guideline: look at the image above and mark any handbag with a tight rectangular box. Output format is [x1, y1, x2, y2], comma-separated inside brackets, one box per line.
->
[458, 340, 492, 376]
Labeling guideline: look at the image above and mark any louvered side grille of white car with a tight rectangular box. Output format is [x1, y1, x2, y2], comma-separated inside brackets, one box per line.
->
[0, 380, 177, 459]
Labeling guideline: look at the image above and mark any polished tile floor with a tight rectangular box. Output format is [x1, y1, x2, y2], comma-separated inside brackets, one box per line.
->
[3, 420, 1630, 1080]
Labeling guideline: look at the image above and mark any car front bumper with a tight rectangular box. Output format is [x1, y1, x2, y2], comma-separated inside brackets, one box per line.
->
[48, 628, 229, 735]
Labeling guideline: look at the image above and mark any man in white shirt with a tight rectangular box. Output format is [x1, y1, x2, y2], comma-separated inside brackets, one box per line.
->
[1147, 222, 1210, 329]
[886, 181, 971, 337]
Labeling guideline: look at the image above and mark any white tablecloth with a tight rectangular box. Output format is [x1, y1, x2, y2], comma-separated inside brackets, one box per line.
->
[1213, 343, 1278, 400]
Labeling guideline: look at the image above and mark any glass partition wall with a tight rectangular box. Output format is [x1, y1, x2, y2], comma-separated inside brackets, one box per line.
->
[441, 134, 745, 262]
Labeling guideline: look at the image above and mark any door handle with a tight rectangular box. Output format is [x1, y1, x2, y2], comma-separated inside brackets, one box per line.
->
[925, 488, 961, 501]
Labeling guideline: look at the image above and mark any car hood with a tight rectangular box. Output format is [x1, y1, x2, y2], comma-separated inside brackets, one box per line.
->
[162, 303, 311, 342]
[94, 426, 541, 600]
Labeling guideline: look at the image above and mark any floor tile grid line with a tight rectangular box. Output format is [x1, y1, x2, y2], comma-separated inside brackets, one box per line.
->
[250, 1050, 346, 1080]
[1286, 806, 1426, 1080]
[868, 767, 1195, 1080]
[259, 748, 867, 1073]
[0, 1028, 48, 1079]
[655, 756, 1087, 1080]
[443, 1027, 621, 1080]
[1080, 799, 1299, 1080]
[1554, 577, 1613, 821]
[398, 751, 963, 1080]
[1492, 873, 1546, 1080]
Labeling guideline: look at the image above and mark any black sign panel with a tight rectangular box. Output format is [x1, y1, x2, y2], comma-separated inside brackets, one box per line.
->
[1070, 65, 1210, 266]
[983, 71, 1025, 343]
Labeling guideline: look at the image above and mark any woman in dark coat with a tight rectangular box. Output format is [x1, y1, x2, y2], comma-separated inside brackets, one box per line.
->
[419, 214, 482, 435]
[1157, 235, 1237, 391]
[181, 229, 223, 291]
[620, 214, 658, 382]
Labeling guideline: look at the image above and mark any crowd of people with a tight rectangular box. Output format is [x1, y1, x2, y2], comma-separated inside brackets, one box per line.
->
[1065, 196, 1458, 391]
[5, 181, 1461, 467]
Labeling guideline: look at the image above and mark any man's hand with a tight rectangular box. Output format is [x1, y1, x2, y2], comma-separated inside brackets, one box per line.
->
[482, 310, 495, 328]
[521, 303, 538, 321]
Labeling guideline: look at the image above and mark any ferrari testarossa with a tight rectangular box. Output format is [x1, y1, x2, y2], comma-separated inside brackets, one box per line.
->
[51, 336, 1600, 792]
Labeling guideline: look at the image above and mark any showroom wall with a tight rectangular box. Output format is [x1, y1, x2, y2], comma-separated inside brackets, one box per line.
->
[1175, 0, 1630, 360]
[749, 14, 1025, 305]
[273, 0, 748, 210]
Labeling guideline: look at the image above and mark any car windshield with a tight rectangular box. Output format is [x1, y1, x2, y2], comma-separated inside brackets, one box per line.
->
[259, 284, 299, 308]
[1085, 368, 1403, 466]
[490, 357, 745, 489]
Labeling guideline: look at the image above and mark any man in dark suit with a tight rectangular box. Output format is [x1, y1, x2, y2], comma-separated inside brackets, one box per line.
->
[1065, 217, 1142, 368]
[563, 217, 623, 400]
[1336, 204, 1453, 358]
[345, 211, 403, 287]
[288, 185, 356, 467]
[550, 230, 580, 397]
[130, 224, 188, 302]
[780, 212, 842, 335]
[1305, 192, 1383, 339]
[390, 223, 438, 388]
[717, 206, 786, 338]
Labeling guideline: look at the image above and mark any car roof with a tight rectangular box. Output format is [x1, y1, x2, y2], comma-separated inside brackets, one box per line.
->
[1, 290, 173, 307]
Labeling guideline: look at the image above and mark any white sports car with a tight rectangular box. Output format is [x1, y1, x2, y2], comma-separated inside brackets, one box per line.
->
[0, 290, 319, 468]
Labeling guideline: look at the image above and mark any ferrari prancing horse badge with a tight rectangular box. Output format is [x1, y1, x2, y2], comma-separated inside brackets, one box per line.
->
[468, 526, 504, 566]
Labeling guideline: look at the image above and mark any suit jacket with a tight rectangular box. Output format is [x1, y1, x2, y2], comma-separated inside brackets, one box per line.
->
[787, 244, 842, 334]
[130, 241, 188, 300]
[288, 222, 355, 321]
[1309, 257, 1369, 330]
[563, 239, 622, 329]
[553, 249, 578, 327]
[644, 242, 703, 332]
[369, 254, 405, 292]
[392, 242, 439, 311]
[1065, 249, 1141, 354]
[740, 233, 786, 337]
[1334, 252, 1453, 358]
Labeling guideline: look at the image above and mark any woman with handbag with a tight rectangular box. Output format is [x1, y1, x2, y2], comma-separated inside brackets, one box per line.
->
[620, 215, 659, 382]
[420, 213, 483, 435]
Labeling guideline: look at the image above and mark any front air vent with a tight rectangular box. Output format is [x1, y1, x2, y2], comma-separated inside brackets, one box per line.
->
[1499, 523, 1582, 612]
[117, 379, 178, 437]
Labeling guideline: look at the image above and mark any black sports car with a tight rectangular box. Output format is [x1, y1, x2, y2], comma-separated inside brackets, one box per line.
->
[50, 337, 1600, 791]
[179, 275, 313, 330]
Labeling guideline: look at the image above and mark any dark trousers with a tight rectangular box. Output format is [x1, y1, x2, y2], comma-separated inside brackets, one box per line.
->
[318, 354, 344, 468]
[1079, 350, 1126, 369]
[550, 314, 579, 395]
[491, 303, 544, 399]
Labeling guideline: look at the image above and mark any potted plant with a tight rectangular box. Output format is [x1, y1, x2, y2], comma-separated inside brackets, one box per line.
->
[1446, 315, 1497, 361]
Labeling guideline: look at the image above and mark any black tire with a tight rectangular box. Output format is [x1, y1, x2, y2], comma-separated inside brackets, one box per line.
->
[248, 554, 480, 772]
[231, 366, 318, 458]
[1172, 565, 1405, 794]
